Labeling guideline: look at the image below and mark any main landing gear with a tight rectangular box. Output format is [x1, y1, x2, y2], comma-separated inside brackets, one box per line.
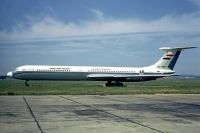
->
[25, 80, 29, 87]
[105, 81, 125, 87]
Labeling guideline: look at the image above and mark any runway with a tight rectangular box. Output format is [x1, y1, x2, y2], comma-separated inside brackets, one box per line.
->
[0, 95, 200, 133]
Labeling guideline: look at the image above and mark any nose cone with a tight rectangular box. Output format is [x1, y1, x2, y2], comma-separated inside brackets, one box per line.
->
[7, 71, 13, 77]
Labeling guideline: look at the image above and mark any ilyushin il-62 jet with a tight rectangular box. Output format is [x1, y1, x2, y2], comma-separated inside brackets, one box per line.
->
[7, 46, 197, 87]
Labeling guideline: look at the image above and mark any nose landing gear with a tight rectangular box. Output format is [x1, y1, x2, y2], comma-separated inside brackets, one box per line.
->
[25, 80, 29, 87]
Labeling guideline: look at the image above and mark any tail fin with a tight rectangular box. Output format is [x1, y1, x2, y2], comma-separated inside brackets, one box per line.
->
[152, 46, 197, 70]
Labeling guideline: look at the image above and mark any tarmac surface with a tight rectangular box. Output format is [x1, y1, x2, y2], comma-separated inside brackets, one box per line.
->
[0, 95, 200, 133]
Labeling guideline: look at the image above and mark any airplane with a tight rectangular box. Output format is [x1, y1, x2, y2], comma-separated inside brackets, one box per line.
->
[7, 46, 197, 87]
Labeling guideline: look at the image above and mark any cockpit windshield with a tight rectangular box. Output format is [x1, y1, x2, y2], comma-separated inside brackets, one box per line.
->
[15, 66, 29, 71]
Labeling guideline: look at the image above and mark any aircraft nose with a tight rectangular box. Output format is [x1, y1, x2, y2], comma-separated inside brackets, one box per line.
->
[7, 71, 13, 77]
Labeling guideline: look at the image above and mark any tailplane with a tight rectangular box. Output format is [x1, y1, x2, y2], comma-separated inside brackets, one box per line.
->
[152, 46, 197, 70]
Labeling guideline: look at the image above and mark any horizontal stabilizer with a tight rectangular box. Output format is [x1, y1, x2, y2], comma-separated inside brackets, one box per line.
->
[160, 46, 197, 51]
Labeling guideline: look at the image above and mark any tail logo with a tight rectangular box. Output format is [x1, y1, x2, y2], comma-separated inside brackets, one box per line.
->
[163, 51, 174, 60]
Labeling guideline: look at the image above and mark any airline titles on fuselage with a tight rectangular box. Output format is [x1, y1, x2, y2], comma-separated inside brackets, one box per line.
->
[36, 67, 71, 72]
[49, 67, 70, 70]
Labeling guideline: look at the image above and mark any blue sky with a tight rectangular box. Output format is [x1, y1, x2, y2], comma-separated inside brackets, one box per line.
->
[0, 0, 200, 75]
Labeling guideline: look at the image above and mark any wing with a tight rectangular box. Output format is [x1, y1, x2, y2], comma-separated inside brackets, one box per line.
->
[86, 74, 172, 82]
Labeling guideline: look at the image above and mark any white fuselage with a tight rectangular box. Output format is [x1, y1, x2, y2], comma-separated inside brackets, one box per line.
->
[11, 65, 173, 82]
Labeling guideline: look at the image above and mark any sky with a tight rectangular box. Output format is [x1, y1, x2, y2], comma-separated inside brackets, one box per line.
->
[0, 0, 200, 75]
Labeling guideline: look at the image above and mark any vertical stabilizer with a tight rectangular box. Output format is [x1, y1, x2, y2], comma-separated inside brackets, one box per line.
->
[152, 46, 197, 70]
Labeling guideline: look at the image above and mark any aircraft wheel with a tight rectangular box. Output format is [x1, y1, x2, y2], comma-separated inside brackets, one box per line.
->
[25, 80, 29, 87]
[105, 81, 112, 87]
[114, 81, 124, 87]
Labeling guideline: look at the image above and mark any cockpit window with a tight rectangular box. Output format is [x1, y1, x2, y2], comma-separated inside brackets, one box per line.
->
[15, 67, 26, 71]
